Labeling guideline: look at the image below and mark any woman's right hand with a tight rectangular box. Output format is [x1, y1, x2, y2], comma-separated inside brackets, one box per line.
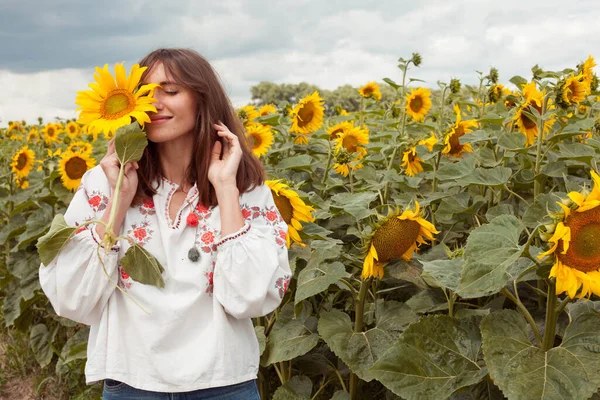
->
[99, 139, 139, 202]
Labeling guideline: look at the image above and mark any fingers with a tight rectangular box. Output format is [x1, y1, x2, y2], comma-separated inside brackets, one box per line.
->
[211, 140, 222, 162]
[107, 138, 115, 154]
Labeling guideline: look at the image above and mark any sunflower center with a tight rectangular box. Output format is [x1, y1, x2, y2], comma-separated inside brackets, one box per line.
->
[521, 102, 541, 130]
[16, 153, 27, 170]
[342, 135, 359, 153]
[102, 89, 136, 120]
[272, 191, 294, 225]
[297, 105, 315, 128]
[249, 133, 262, 150]
[363, 88, 373, 96]
[372, 218, 421, 262]
[47, 127, 56, 137]
[558, 206, 600, 272]
[410, 96, 423, 113]
[65, 156, 88, 180]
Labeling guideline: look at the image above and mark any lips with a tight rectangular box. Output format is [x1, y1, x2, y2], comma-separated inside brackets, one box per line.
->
[150, 115, 173, 122]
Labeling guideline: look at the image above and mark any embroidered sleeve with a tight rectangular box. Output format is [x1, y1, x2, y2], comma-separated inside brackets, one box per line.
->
[38, 166, 121, 325]
[213, 184, 292, 319]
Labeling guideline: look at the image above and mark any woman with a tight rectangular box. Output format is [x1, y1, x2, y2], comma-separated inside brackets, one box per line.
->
[39, 48, 291, 399]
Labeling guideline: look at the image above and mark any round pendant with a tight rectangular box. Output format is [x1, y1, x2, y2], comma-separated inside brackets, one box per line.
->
[188, 247, 200, 262]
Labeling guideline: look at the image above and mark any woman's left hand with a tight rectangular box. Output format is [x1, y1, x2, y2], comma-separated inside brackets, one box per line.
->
[208, 122, 243, 188]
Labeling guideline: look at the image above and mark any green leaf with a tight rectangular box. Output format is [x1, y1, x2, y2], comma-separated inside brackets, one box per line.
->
[405, 288, 449, 314]
[254, 325, 266, 356]
[115, 122, 148, 164]
[121, 244, 165, 288]
[522, 193, 564, 229]
[556, 142, 595, 162]
[36, 214, 77, 266]
[330, 391, 351, 400]
[275, 155, 314, 170]
[457, 215, 525, 298]
[29, 324, 53, 368]
[436, 157, 477, 181]
[383, 78, 400, 89]
[255, 113, 280, 126]
[509, 75, 528, 87]
[481, 308, 600, 400]
[456, 167, 512, 187]
[375, 300, 418, 338]
[421, 259, 462, 292]
[318, 309, 397, 382]
[497, 133, 527, 152]
[15, 202, 54, 251]
[295, 260, 349, 304]
[272, 375, 312, 400]
[56, 328, 89, 376]
[370, 315, 485, 400]
[263, 302, 319, 366]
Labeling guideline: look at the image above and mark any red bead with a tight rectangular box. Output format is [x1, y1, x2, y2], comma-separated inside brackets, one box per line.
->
[186, 213, 199, 227]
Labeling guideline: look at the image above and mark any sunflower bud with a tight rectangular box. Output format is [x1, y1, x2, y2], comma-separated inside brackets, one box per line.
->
[488, 67, 499, 84]
[449, 78, 461, 94]
[335, 149, 352, 165]
[593, 120, 600, 135]
[281, 103, 292, 117]
[411, 52, 422, 67]
[592, 75, 599, 92]
[487, 84, 503, 103]
[532, 64, 542, 80]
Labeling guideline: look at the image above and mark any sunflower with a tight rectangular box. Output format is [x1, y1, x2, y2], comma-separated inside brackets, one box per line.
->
[327, 121, 353, 140]
[418, 132, 438, 151]
[238, 105, 259, 127]
[266, 179, 315, 248]
[27, 127, 40, 143]
[11, 145, 35, 179]
[401, 147, 424, 177]
[6, 121, 24, 138]
[258, 104, 277, 116]
[362, 202, 438, 279]
[294, 134, 310, 145]
[557, 74, 590, 107]
[538, 170, 600, 298]
[75, 63, 158, 135]
[67, 141, 93, 156]
[579, 55, 596, 86]
[245, 123, 274, 157]
[442, 105, 477, 157]
[15, 178, 29, 190]
[512, 82, 555, 146]
[487, 83, 510, 103]
[333, 149, 364, 177]
[41, 123, 62, 145]
[405, 87, 432, 122]
[65, 121, 82, 139]
[334, 124, 369, 157]
[58, 150, 96, 191]
[359, 82, 382, 101]
[290, 91, 325, 135]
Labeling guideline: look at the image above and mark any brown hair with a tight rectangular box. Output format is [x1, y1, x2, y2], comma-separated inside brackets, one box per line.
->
[135, 48, 265, 206]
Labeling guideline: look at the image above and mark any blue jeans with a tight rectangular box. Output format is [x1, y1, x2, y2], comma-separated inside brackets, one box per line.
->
[102, 379, 261, 399]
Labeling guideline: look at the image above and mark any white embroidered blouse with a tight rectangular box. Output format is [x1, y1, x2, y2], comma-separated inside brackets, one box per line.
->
[38, 165, 292, 392]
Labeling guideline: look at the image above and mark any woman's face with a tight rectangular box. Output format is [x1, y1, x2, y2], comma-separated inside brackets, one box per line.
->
[143, 62, 197, 144]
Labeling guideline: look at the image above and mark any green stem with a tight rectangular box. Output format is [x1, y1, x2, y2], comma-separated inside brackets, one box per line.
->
[103, 163, 126, 248]
[501, 287, 542, 346]
[542, 279, 558, 351]
[321, 140, 333, 192]
[350, 278, 370, 400]
[555, 296, 572, 316]
[533, 96, 548, 201]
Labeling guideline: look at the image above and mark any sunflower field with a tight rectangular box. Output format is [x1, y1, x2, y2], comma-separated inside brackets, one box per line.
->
[2, 54, 600, 399]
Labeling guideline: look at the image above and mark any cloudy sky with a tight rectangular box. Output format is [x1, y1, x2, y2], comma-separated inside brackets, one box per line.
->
[0, 0, 598, 127]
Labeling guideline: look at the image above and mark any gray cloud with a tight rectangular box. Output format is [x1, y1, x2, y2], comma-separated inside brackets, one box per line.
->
[1, 0, 599, 125]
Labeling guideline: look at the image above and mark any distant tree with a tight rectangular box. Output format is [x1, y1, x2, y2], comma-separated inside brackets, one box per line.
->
[250, 81, 400, 113]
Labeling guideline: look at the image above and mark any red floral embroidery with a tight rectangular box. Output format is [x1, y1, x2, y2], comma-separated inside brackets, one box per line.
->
[276, 229, 287, 246]
[139, 198, 156, 216]
[265, 210, 278, 222]
[205, 271, 214, 294]
[118, 264, 132, 289]
[275, 275, 291, 299]
[201, 231, 215, 245]
[128, 221, 154, 246]
[88, 191, 108, 212]
[75, 226, 87, 235]
[196, 203, 210, 214]
[241, 208, 252, 220]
